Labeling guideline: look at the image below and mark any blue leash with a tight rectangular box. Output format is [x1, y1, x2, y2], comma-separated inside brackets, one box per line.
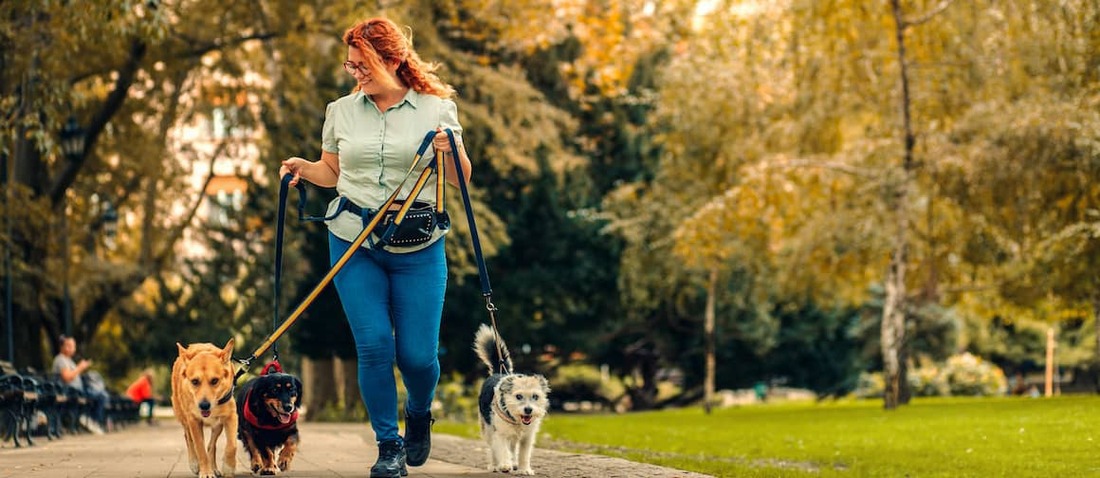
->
[439, 129, 506, 373]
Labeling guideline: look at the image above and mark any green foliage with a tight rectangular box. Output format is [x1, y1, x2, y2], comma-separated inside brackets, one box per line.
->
[435, 372, 480, 422]
[549, 363, 626, 408]
[856, 353, 1008, 398]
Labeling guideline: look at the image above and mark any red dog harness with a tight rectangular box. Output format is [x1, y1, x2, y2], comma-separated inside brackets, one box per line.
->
[242, 361, 299, 430]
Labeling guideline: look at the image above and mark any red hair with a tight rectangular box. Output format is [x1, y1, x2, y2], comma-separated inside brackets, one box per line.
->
[342, 18, 454, 98]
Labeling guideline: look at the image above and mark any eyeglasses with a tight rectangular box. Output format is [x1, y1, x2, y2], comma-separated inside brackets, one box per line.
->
[343, 61, 370, 77]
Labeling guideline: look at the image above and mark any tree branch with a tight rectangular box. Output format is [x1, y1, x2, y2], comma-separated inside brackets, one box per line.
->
[74, 137, 229, 339]
[765, 159, 877, 178]
[903, 0, 957, 28]
[179, 31, 282, 59]
[71, 31, 284, 84]
[48, 39, 147, 208]
[151, 139, 229, 268]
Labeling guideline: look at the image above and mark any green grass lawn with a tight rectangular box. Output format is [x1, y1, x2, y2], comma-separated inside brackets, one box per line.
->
[434, 395, 1100, 477]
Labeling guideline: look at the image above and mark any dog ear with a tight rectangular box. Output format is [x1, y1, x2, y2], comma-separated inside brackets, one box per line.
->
[498, 376, 514, 394]
[293, 377, 303, 407]
[537, 375, 551, 394]
[219, 338, 235, 362]
[176, 342, 189, 359]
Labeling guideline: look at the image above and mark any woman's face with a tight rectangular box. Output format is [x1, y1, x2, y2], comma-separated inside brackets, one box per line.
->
[346, 46, 400, 94]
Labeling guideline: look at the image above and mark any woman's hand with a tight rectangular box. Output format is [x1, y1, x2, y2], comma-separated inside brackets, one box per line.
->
[280, 157, 309, 186]
[433, 127, 461, 153]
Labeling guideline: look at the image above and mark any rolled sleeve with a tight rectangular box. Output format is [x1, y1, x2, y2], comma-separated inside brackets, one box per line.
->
[321, 101, 338, 153]
[438, 99, 462, 137]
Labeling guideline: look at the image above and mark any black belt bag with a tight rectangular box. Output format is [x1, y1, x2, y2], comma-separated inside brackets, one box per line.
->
[341, 198, 450, 247]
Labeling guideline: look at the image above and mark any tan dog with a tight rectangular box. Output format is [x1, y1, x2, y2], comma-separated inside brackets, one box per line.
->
[172, 340, 238, 478]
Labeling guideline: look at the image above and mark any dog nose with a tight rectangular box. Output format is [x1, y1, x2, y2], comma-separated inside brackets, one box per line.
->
[283, 404, 295, 413]
[198, 401, 211, 411]
[523, 406, 533, 415]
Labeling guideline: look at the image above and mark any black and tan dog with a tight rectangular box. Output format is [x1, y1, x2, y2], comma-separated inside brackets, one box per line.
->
[235, 372, 302, 475]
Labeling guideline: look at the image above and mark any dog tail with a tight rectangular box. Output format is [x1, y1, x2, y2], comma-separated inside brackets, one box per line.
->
[473, 324, 512, 375]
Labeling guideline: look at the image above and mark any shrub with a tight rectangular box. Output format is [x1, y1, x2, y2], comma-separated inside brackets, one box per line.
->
[550, 363, 626, 410]
[851, 353, 1007, 398]
[853, 371, 884, 399]
[941, 353, 1006, 396]
[435, 374, 479, 422]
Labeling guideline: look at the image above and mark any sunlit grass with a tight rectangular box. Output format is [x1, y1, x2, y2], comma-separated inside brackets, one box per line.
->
[435, 395, 1100, 477]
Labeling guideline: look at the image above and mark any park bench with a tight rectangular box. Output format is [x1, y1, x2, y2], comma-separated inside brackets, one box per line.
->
[107, 392, 140, 429]
[18, 369, 69, 440]
[0, 360, 39, 447]
[53, 374, 90, 435]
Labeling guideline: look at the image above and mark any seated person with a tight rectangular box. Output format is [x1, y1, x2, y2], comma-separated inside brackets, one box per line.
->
[51, 335, 108, 434]
[126, 368, 161, 425]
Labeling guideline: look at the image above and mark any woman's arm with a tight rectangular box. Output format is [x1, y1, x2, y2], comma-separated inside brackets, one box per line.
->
[281, 149, 341, 188]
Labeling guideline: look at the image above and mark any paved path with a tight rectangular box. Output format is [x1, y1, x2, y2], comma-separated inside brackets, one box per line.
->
[0, 422, 713, 478]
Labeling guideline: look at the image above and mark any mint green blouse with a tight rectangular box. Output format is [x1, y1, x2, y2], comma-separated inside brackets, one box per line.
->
[320, 89, 462, 252]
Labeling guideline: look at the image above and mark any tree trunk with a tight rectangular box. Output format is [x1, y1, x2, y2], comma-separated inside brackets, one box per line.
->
[882, 255, 906, 410]
[338, 357, 361, 416]
[703, 267, 717, 414]
[884, 0, 916, 410]
[898, 342, 911, 405]
[624, 339, 659, 410]
[301, 356, 337, 420]
[1094, 296, 1100, 393]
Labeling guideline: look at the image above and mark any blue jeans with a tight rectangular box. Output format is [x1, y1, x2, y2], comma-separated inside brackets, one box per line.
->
[329, 233, 447, 443]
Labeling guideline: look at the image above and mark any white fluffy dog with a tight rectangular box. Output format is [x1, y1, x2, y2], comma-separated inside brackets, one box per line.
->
[474, 324, 551, 475]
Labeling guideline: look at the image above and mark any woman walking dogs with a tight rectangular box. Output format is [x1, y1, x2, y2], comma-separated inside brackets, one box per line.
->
[279, 17, 472, 478]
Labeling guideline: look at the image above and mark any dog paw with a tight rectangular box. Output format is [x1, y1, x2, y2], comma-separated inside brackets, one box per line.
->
[278, 459, 291, 471]
[517, 468, 535, 476]
[198, 471, 218, 478]
[189, 461, 200, 474]
[491, 464, 514, 473]
[251, 464, 262, 474]
[260, 466, 279, 475]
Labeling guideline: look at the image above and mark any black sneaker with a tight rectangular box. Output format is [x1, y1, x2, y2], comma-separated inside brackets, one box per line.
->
[370, 440, 407, 478]
[403, 412, 434, 466]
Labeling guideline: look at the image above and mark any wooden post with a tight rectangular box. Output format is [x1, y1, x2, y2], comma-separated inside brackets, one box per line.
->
[1045, 327, 1055, 397]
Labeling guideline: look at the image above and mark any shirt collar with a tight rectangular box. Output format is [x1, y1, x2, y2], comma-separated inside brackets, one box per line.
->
[357, 89, 419, 109]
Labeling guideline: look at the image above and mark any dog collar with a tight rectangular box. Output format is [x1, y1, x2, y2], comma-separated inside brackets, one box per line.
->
[491, 400, 520, 426]
[242, 389, 298, 430]
[216, 385, 235, 406]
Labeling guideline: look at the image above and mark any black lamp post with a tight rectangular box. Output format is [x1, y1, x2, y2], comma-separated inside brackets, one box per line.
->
[101, 199, 119, 251]
[2, 148, 11, 363]
[60, 117, 85, 161]
[59, 117, 84, 336]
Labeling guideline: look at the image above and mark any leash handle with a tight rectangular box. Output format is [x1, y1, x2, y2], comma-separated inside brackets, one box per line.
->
[261, 360, 283, 375]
